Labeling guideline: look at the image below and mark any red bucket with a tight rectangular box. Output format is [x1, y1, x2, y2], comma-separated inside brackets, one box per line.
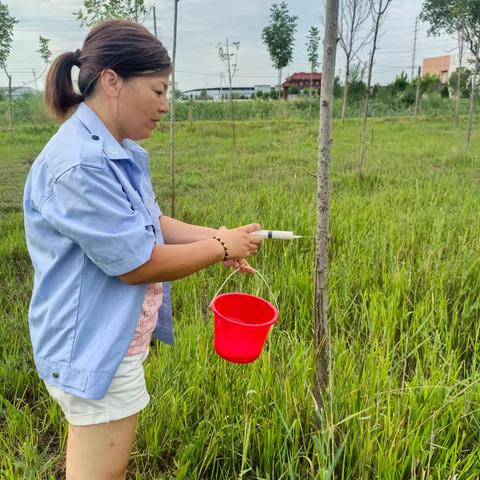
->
[209, 270, 278, 363]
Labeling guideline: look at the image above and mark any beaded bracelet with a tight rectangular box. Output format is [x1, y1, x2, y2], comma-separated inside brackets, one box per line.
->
[212, 236, 229, 261]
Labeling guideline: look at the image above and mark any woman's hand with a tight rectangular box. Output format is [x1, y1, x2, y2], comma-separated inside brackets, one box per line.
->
[218, 225, 260, 275]
[224, 257, 256, 275]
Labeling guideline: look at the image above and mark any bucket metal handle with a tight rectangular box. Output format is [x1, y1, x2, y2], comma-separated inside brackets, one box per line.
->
[210, 268, 278, 310]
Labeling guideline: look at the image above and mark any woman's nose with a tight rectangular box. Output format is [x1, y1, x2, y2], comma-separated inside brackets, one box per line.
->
[161, 97, 169, 113]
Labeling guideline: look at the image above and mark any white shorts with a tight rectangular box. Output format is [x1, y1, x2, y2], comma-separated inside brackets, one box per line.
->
[44, 349, 150, 426]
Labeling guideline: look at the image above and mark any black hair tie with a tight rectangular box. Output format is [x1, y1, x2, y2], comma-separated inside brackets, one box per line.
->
[73, 49, 82, 67]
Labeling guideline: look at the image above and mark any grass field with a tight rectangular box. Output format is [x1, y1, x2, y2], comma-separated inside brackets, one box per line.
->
[1, 113, 480, 479]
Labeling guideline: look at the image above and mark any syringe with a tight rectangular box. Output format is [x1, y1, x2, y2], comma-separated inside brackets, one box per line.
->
[249, 230, 304, 240]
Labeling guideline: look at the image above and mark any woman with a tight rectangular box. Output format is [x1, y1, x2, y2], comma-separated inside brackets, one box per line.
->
[23, 19, 262, 479]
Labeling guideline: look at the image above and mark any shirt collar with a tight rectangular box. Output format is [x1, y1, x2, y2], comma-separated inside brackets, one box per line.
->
[73, 102, 134, 160]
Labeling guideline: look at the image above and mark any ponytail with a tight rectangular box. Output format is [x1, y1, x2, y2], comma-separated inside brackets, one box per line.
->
[44, 51, 84, 121]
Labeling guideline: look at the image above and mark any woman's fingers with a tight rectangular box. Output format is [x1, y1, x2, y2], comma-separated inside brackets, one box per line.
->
[223, 258, 256, 274]
[238, 258, 256, 274]
[235, 223, 261, 234]
[249, 235, 262, 246]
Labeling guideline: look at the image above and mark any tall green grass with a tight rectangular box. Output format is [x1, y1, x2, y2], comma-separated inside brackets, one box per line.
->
[1, 115, 479, 478]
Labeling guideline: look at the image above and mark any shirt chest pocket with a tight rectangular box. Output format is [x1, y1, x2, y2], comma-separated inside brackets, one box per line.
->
[127, 189, 154, 229]
[127, 189, 162, 243]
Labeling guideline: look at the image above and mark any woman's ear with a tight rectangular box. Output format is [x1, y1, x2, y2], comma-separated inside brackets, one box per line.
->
[99, 69, 123, 98]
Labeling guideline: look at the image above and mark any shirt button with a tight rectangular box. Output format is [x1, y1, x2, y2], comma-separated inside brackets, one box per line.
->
[91, 134, 100, 140]
[52, 371, 60, 378]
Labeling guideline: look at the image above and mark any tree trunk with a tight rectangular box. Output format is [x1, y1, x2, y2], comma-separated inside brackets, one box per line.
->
[309, 66, 313, 119]
[278, 67, 283, 99]
[358, 0, 385, 177]
[414, 66, 421, 120]
[341, 56, 350, 122]
[170, 0, 179, 218]
[277, 67, 283, 120]
[226, 38, 236, 146]
[358, 81, 370, 176]
[455, 31, 464, 128]
[7, 73, 13, 135]
[465, 42, 479, 152]
[314, 0, 340, 414]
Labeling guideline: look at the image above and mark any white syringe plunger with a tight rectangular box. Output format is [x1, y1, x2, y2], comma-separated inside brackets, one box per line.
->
[249, 230, 302, 240]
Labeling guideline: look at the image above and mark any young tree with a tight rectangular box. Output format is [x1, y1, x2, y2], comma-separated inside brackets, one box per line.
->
[420, 0, 480, 150]
[262, 1, 298, 99]
[218, 39, 240, 145]
[306, 25, 321, 117]
[465, 43, 479, 151]
[0, 2, 18, 134]
[414, 66, 422, 119]
[198, 89, 209, 101]
[314, 0, 340, 412]
[37, 36, 52, 65]
[454, 29, 465, 126]
[170, 0, 179, 218]
[74, 0, 149, 27]
[358, 0, 394, 177]
[30, 36, 52, 94]
[448, 66, 471, 98]
[338, 0, 372, 121]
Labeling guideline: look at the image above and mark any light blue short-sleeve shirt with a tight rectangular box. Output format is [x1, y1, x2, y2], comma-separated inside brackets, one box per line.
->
[23, 102, 173, 400]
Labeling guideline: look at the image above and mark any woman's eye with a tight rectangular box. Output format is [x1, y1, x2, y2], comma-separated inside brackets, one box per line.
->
[154, 90, 163, 96]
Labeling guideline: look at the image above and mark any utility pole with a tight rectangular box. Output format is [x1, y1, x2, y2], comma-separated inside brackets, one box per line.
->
[170, 0, 179, 217]
[153, 6, 157, 37]
[410, 17, 418, 81]
[32, 69, 38, 91]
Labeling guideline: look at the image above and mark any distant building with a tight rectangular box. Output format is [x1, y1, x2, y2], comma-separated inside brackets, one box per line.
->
[181, 85, 271, 100]
[421, 55, 458, 84]
[282, 72, 322, 98]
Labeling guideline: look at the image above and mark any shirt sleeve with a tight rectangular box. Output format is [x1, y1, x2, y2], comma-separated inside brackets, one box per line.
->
[40, 163, 155, 276]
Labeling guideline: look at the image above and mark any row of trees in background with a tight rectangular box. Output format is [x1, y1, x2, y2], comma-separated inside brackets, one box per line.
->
[184, 67, 471, 102]
[1, 1, 51, 132]
[420, 0, 480, 151]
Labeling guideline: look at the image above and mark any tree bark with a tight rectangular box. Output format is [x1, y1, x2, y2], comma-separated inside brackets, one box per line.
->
[7, 72, 13, 135]
[414, 66, 421, 120]
[465, 42, 479, 152]
[341, 56, 350, 121]
[309, 66, 313, 119]
[455, 31, 464, 128]
[314, 0, 340, 413]
[277, 67, 283, 119]
[170, 0, 179, 218]
[278, 67, 283, 99]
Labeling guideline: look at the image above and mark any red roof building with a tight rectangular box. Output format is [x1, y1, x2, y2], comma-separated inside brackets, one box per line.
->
[282, 72, 322, 98]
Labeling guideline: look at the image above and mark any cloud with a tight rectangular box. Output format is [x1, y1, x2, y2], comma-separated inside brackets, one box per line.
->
[2, 0, 457, 91]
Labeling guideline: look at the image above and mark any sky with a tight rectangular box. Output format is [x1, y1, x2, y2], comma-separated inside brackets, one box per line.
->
[2, 0, 459, 93]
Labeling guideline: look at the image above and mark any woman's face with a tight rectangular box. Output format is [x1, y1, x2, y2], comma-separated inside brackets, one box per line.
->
[116, 74, 170, 141]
